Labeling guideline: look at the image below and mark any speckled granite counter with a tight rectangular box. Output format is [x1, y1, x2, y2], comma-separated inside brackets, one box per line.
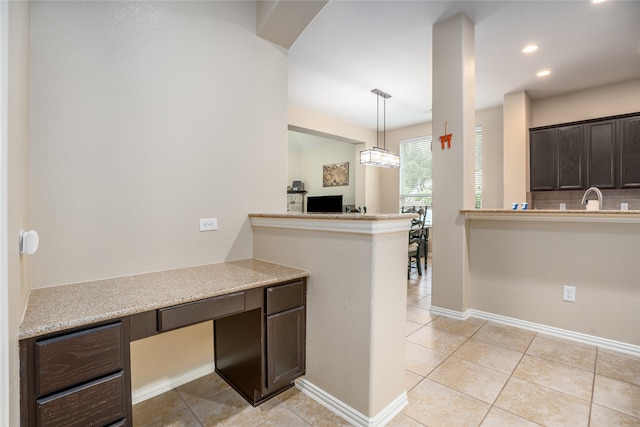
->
[249, 212, 414, 220]
[461, 209, 640, 223]
[19, 259, 308, 340]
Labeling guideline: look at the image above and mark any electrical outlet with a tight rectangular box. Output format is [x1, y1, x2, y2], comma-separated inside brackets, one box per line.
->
[199, 218, 218, 231]
[563, 285, 576, 302]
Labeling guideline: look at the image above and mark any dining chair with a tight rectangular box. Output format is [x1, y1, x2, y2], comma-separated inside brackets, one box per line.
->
[408, 209, 426, 278]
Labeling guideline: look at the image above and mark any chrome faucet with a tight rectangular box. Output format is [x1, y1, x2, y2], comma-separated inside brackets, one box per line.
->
[581, 186, 603, 210]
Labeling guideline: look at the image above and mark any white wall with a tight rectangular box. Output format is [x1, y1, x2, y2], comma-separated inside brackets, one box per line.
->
[29, 1, 288, 398]
[6, 2, 31, 425]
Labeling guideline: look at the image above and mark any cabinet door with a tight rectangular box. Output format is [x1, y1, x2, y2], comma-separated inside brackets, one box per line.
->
[266, 307, 305, 391]
[587, 121, 616, 188]
[556, 125, 584, 190]
[530, 129, 556, 191]
[619, 116, 640, 188]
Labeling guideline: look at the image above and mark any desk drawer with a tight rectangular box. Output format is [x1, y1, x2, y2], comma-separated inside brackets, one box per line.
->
[36, 371, 125, 427]
[266, 281, 305, 315]
[35, 323, 123, 396]
[159, 292, 245, 332]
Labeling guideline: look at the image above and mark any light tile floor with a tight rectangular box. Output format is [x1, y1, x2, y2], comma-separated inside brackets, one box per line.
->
[133, 258, 640, 426]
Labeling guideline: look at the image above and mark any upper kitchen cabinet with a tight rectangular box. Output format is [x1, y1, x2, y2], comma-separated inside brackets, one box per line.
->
[530, 128, 556, 191]
[619, 115, 640, 188]
[557, 125, 585, 190]
[586, 120, 616, 189]
[530, 112, 640, 192]
[530, 124, 584, 191]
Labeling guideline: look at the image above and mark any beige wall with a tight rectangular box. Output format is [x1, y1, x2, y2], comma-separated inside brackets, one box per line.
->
[476, 107, 503, 209]
[288, 104, 382, 212]
[29, 1, 288, 289]
[502, 91, 532, 209]
[7, 2, 31, 424]
[28, 1, 288, 398]
[532, 78, 640, 127]
[468, 219, 640, 345]
[287, 132, 357, 207]
[383, 107, 504, 213]
[252, 221, 408, 417]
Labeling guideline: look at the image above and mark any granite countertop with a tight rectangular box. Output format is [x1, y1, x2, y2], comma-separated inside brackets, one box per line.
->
[19, 259, 309, 340]
[461, 209, 640, 214]
[249, 212, 416, 221]
[460, 209, 640, 223]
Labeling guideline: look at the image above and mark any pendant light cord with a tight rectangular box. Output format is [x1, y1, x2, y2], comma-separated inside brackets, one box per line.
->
[383, 96, 386, 150]
[376, 94, 380, 149]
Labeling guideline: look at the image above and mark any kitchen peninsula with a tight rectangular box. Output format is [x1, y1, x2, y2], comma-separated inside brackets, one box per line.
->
[250, 212, 415, 426]
[19, 259, 309, 426]
[462, 209, 640, 352]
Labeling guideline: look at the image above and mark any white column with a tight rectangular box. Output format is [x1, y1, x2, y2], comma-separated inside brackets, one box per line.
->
[431, 13, 475, 312]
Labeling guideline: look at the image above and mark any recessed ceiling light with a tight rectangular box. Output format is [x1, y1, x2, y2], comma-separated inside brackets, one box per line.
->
[592, 0, 606, 4]
[522, 44, 539, 53]
[537, 69, 551, 77]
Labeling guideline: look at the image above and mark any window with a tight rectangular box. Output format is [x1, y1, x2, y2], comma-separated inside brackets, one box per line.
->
[475, 126, 483, 209]
[400, 126, 483, 210]
[400, 136, 432, 209]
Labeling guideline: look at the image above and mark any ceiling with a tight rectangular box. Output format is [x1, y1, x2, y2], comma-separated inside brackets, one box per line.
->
[287, 0, 640, 131]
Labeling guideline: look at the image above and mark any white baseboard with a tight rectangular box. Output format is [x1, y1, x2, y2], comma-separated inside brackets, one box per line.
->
[131, 363, 216, 405]
[296, 378, 408, 427]
[430, 306, 640, 357]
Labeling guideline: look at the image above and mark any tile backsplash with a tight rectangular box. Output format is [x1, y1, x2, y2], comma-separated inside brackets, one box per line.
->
[530, 189, 640, 210]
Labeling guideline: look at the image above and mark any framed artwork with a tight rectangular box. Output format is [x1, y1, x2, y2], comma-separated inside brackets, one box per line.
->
[323, 162, 349, 187]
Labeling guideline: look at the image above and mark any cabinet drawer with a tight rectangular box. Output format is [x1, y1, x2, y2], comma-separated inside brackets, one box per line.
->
[36, 371, 125, 427]
[158, 292, 245, 332]
[35, 323, 123, 396]
[266, 281, 304, 316]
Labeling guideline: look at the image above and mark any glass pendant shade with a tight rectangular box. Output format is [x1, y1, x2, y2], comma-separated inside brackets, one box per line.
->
[360, 147, 400, 168]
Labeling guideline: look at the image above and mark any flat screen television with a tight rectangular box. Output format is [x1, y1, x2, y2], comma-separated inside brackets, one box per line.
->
[306, 195, 343, 213]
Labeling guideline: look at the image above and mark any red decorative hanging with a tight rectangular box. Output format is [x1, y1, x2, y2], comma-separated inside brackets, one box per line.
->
[439, 121, 452, 149]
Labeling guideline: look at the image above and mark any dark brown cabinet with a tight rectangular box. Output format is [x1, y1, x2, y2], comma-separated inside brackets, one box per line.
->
[214, 280, 306, 406]
[530, 128, 556, 191]
[619, 115, 640, 188]
[557, 125, 584, 190]
[265, 281, 306, 391]
[530, 125, 584, 191]
[530, 112, 640, 191]
[21, 277, 307, 425]
[266, 307, 305, 390]
[21, 321, 131, 427]
[586, 120, 616, 189]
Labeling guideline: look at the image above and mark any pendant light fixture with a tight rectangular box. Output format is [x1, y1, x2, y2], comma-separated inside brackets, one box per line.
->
[360, 88, 400, 168]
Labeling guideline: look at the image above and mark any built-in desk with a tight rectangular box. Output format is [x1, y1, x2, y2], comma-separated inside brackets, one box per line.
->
[19, 259, 308, 427]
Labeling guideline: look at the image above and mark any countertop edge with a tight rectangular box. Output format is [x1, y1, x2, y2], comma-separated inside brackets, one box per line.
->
[249, 212, 416, 220]
[249, 213, 417, 234]
[461, 209, 640, 223]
